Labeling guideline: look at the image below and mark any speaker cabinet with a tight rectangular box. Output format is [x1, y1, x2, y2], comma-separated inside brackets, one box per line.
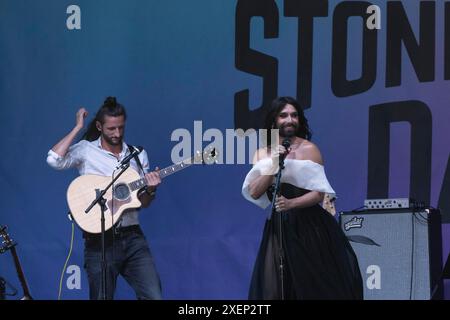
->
[340, 209, 443, 300]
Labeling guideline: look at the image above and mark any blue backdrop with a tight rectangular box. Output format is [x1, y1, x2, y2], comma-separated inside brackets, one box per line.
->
[1, 0, 449, 299]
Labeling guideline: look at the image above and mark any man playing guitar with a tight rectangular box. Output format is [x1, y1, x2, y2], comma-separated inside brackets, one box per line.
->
[47, 97, 162, 300]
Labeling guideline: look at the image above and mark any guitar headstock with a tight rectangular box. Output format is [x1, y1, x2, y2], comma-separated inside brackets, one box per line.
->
[0, 225, 16, 254]
[193, 146, 219, 165]
[322, 193, 337, 216]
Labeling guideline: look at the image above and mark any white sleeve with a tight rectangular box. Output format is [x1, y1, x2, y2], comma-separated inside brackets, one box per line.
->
[282, 160, 336, 197]
[241, 160, 274, 209]
[46, 141, 86, 170]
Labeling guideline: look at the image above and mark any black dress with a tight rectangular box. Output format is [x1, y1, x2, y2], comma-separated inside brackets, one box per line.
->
[248, 183, 363, 300]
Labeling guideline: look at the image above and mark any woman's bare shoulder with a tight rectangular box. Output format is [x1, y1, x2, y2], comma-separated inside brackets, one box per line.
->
[297, 140, 323, 165]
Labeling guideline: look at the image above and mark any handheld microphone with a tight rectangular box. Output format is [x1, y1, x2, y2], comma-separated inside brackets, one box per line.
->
[116, 146, 143, 170]
[281, 132, 294, 159]
[279, 138, 291, 164]
[282, 138, 291, 149]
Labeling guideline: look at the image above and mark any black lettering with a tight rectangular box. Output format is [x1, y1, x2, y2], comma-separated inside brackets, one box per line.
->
[438, 157, 450, 223]
[386, 2, 435, 87]
[368, 101, 432, 205]
[331, 1, 377, 97]
[234, 0, 279, 130]
[284, 0, 328, 109]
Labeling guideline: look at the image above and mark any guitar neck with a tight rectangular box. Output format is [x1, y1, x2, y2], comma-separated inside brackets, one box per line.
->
[10, 246, 33, 300]
[159, 157, 195, 179]
[129, 157, 195, 191]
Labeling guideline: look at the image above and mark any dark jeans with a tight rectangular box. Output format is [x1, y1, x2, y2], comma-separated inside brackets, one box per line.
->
[83, 226, 162, 300]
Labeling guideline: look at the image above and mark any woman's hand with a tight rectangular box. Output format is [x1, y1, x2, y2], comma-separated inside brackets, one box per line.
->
[274, 195, 294, 212]
[271, 144, 290, 161]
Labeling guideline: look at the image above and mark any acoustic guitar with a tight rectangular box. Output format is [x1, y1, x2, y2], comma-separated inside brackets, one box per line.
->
[67, 147, 218, 233]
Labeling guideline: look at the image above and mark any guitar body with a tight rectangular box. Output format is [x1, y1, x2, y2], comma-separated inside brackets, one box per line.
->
[322, 193, 337, 216]
[67, 167, 143, 234]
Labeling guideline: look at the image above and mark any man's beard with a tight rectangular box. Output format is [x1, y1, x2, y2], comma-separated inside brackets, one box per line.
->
[102, 134, 123, 146]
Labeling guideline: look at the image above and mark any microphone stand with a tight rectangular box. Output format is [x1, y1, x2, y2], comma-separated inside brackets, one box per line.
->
[270, 151, 287, 300]
[84, 162, 131, 300]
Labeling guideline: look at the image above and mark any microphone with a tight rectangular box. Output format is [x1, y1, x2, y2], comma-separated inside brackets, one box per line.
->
[279, 138, 291, 164]
[282, 137, 291, 149]
[116, 146, 143, 169]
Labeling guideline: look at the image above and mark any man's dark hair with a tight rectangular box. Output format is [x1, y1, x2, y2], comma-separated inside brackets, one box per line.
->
[263, 96, 312, 146]
[81, 97, 127, 141]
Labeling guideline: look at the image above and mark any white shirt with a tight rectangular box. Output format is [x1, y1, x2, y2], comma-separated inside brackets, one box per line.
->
[47, 137, 150, 227]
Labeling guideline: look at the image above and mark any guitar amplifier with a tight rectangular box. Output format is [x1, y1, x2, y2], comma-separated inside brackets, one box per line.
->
[340, 209, 443, 300]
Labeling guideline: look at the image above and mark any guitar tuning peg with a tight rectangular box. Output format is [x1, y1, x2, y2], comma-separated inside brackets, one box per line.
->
[202, 147, 219, 165]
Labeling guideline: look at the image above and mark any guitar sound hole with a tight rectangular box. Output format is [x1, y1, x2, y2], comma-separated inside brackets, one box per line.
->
[113, 183, 130, 201]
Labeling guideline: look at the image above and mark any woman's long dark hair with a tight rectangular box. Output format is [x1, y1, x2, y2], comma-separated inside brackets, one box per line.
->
[263, 96, 312, 147]
[81, 97, 127, 141]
